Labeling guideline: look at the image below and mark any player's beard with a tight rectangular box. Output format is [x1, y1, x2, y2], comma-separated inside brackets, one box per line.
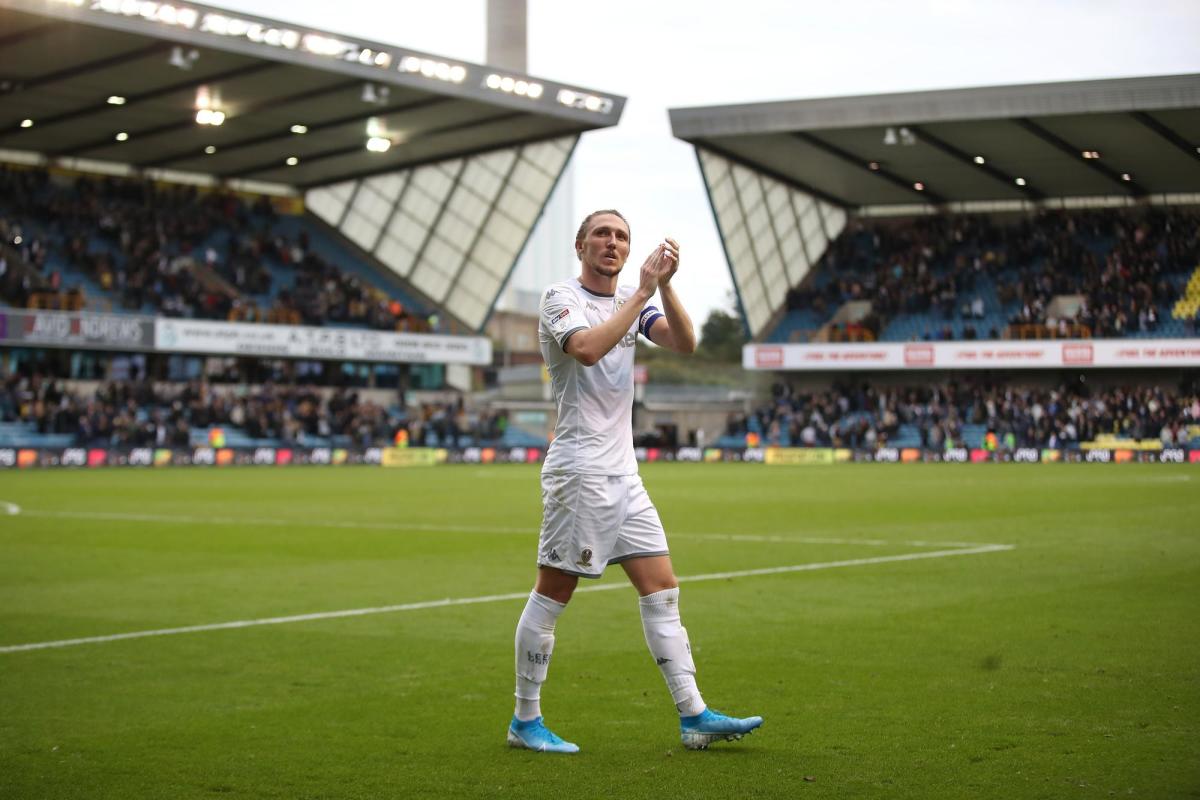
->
[590, 251, 624, 277]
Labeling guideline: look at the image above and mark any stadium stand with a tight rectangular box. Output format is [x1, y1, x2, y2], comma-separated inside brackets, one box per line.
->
[767, 207, 1200, 344]
[671, 74, 1200, 344]
[716, 379, 1200, 451]
[0, 372, 533, 449]
[0, 166, 438, 332]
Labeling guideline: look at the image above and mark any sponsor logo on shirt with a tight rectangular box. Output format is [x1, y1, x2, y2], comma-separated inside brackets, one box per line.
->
[551, 308, 572, 334]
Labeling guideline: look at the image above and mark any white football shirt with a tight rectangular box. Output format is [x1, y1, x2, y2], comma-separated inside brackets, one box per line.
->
[538, 279, 662, 476]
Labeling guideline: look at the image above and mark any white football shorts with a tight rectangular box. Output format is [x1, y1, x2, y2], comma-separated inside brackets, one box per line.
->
[537, 472, 669, 578]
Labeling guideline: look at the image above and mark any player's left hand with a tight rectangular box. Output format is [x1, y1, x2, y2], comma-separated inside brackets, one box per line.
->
[658, 238, 680, 286]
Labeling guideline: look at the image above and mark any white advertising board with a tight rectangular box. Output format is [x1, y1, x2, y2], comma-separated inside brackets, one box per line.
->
[156, 318, 492, 365]
[744, 339, 1200, 371]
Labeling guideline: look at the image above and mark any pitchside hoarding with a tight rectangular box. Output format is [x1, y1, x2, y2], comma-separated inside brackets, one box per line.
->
[0, 309, 491, 365]
[0, 445, 1194, 469]
[744, 340, 1200, 370]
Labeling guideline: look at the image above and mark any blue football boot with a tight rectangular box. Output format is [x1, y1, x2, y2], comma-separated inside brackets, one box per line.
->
[679, 708, 764, 750]
[507, 715, 580, 754]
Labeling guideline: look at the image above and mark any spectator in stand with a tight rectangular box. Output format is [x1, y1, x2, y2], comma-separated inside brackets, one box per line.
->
[0, 166, 431, 332]
[785, 207, 1198, 342]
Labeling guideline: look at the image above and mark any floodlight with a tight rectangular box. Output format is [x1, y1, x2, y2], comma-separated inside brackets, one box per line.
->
[883, 127, 897, 146]
[107, 95, 126, 106]
[205, 146, 217, 154]
[361, 83, 389, 104]
[290, 124, 308, 134]
[169, 46, 198, 70]
[115, 132, 129, 142]
[1015, 177, 1027, 186]
[20, 119, 33, 128]
[973, 155, 985, 165]
[286, 156, 299, 166]
[366, 136, 391, 153]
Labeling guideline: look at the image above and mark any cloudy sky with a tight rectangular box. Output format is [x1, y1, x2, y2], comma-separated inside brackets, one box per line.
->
[212, 0, 1200, 326]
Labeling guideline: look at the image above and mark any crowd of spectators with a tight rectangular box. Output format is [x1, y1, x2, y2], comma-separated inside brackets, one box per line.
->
[725, 378, 1200, 450]
[785, 207, 1200, 340]
[0, 374, 512, 449]
[0, 166, 432, 331]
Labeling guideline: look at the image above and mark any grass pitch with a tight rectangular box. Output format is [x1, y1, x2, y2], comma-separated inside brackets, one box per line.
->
[0, 463, 1197, 799]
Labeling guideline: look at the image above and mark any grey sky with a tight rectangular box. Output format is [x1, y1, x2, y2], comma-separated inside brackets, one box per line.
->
[211, 0, 1200, 326]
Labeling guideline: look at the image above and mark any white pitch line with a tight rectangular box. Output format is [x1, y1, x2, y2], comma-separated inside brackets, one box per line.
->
[6, 507, 989, 549]
[1, 500, 19, 516]
[0, 543, 1012, 655]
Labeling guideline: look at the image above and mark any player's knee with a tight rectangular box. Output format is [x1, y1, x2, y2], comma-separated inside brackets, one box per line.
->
[534, 567, 578, 604]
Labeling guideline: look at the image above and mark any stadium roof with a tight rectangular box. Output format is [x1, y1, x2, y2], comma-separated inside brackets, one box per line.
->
[670, 74, 1200, 210]
[0, 0, 624, 189]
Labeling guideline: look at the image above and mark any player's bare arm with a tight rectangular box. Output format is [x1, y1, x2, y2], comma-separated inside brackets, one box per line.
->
[646, 237, 697, 354]
[565, 246, 668, 366]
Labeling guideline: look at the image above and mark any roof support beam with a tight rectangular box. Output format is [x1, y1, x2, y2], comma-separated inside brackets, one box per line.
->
[152, 96, 453, 170]
[0, 21, 63, 50]
[692, 141, 850, 209]
[65, 80, 361, 162]
[1130, 111, 1200, 166]
[3, 42, 163, 98]
[791, 131, 947, 205]
[0, 61, 276, 140]
[1013, 118, 1146, 196]
[301, 128, 587, 190]
[228, 110, 526, 180]
[905, 124, 1045, 201]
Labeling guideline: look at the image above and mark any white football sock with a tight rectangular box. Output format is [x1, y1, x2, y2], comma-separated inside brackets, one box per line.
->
[513, 590, 566, 721]
[639, 587, 706, 717]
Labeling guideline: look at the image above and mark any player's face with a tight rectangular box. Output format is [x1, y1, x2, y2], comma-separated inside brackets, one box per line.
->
[578, 214, 630, 278]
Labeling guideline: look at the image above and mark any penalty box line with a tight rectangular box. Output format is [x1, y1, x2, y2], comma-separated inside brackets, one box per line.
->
[0, 543, 1013, 655]
[4, 505, 996, 550]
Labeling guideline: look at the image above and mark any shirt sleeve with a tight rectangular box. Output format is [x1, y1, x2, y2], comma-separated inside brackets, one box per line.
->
[638, 305, 664, 339]
[540, 287, 589, 351]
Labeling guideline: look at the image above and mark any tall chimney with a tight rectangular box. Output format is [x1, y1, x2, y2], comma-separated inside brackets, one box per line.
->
[486, 0, 527, 72]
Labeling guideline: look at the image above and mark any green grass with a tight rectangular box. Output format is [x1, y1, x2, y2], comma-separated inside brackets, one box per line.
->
[0, 464, 1197, 799]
